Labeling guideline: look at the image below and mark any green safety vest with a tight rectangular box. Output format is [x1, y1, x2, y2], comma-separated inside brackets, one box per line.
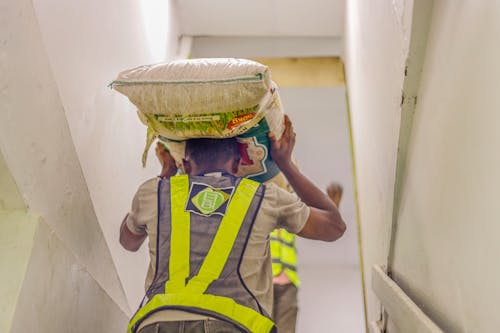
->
[128, 174, 275, 333]
[270, 229, 300, 287]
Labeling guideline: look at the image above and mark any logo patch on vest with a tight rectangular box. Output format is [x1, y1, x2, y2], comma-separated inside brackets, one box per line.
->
[186, 183, 234, 216]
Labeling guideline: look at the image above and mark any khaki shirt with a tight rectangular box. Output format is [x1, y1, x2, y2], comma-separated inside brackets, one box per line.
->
[125, 174, 309, 328]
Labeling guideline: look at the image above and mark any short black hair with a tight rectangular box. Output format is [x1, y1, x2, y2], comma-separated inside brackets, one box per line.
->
[185, 137, 240, 167]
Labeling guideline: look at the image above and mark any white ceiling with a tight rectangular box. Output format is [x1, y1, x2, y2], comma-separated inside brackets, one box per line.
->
[176, 0, 345, 37]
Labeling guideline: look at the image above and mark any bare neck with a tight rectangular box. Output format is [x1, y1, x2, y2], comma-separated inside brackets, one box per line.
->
[187, 160, 237, 176]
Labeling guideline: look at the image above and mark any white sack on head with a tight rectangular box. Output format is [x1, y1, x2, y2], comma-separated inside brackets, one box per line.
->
[113, 58, 270, 117]
[111, 58, 285, 182]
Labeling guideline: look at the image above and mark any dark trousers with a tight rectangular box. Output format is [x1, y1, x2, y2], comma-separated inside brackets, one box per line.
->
[138, 320, 244, 333]
[272, 283, 298, 333]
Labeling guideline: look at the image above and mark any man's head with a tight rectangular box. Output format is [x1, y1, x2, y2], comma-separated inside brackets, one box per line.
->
[183, 137, 240, 175]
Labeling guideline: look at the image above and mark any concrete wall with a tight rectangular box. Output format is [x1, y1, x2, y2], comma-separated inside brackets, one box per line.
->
[30, 0, 180, 309]
[1, 209, 129, 333]
[1, 0, 179, 330]
[391, 1, 500, 332]
[0, 210, 38, 333]
[191, 36, 343, 58]
[280, 87, 357, 267]
[10, 220, 128, 333]
[347, 1, 500, 331]
[344, 0, 413, 325]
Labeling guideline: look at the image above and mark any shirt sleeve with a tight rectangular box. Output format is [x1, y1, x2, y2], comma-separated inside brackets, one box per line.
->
[124, 178, 159, 236]
[265, 183, 310, 234]
[125, 192, 147, 236]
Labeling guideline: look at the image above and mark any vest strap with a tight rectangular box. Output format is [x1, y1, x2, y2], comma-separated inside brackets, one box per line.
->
[165, 175, 191, 292]
[272, 260, 298, 272]
[269, 236, 295, 248]
[128, 292, 274, 333]
[270, 229, 300, 287]
[186, 178, 258, 294]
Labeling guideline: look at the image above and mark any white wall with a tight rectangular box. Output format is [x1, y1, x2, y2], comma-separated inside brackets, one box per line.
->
[29, 0, 180, 309]
[0, 0, 136, 329]
[391, 2, 500, 332]
[0, 211, 38, 333]
[280, 87, 358, 267]
[1, 0, 180, 329]
[11, 221, 128, 333]
[1, 0, 130, 310]
[191, 36, 343, 59]
[276, 86, 364, 333]
[270, 87, 365, 332]
[346, 1, 500, 331]
[0, 153, 25, 212]
[281, 87, 364, 332]
[344, 0, 414, 325]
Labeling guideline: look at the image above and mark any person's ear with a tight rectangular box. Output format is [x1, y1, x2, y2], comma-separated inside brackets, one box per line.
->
[231, 157, 240, 175]
[182, 158, 192, 175]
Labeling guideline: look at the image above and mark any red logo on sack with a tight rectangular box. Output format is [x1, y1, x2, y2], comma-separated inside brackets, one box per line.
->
[227, 113, 256, 130]
[238, 143, 253, 166]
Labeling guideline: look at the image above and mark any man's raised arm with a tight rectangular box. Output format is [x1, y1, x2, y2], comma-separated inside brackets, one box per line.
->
[120, 215, 147, 251]
[269, 115, 346, 241]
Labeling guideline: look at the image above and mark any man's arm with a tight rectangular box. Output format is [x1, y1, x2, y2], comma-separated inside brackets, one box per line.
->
[120, 216, 147, 251]
[120, 142, 177, 252]
[155, 141, 178, 179]
[269, 116, 346, 242]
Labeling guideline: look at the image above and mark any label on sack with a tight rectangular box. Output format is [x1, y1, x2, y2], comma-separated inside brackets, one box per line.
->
[151, 106, 260, 138]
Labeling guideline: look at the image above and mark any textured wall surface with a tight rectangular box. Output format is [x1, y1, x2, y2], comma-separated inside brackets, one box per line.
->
[391, 1, 500, 332]
[280, 87, 358, 267]
[0, 211, 38, 333]
[346, 1, 500, 331]
[0, 0, 179, 329]
[1, 0, 129, 312]
[11, 221, 128, 333]
[30, 0, 180, 308]
[344, 0, 413, 324]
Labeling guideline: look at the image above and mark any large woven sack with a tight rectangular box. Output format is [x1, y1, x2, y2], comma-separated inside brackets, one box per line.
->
[111, 58, 285, 182]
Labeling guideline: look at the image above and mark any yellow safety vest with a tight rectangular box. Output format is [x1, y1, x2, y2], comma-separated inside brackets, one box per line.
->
[270, 228, 300, 287]
[128, 175, 275, 333]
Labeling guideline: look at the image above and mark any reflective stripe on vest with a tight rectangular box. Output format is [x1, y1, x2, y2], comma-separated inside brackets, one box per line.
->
[128, 175, 275, 333]
[270, 228, 300, 287]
